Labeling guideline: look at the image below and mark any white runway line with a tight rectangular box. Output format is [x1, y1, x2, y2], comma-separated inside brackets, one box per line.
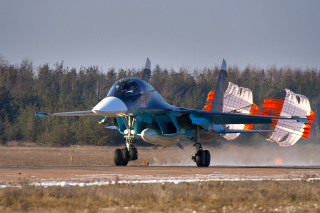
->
[1, 174, 320, 188]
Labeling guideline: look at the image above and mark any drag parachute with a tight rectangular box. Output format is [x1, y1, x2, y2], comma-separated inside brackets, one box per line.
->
[203, 82, 259, 140]
[203, 83, 314, 146]
[260, 89, 315, 147]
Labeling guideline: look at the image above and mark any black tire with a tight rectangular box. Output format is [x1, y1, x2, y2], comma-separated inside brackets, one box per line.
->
[122, 147, 130, 162]
[130, 148, 138, 161]
[203, 150, 211, 167]
[114, 149, 123, 166]
[196, 150, 205, 167]
[122, 159, 128, 166]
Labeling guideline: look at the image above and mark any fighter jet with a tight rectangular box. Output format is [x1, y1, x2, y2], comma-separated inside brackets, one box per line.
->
[36, 58, 311, 167]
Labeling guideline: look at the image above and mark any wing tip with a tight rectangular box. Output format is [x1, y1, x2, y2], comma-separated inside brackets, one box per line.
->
[35, 112, 51, 118]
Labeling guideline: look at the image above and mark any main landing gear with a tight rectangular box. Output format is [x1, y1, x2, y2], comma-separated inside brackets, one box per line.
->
[114, 146, 138, 166]
[191, 126, 211, 167]
[114, 116, 138, 166]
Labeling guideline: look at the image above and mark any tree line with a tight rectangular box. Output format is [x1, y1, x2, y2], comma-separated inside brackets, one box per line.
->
[0, 56, 319, 146]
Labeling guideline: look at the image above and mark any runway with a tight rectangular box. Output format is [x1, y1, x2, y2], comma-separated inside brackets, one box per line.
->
[1, 166, 320, 187]
[2, 144, 320, 187]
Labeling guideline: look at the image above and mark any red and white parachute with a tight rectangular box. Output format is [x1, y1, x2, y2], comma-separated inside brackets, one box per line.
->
[260, 89, 315, 147]
[203, 82, 315, 146]
[204, 82, 259, 140]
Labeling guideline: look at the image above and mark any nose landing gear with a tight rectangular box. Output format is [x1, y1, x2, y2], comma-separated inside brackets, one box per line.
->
[114, 116, 138, 166]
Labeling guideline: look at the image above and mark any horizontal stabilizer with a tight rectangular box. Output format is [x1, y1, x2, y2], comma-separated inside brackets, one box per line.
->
[221, 129, 274, 133]
[293, 117, 310, 123]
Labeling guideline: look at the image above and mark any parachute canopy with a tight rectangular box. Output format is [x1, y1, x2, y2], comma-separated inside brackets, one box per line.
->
[204, 83, 314, 147]
[261, 89, 315, 147]
[204, 82, 260, 140]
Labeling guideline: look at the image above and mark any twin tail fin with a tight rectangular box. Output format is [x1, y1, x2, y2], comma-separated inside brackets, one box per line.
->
[211, 59, 227, 112]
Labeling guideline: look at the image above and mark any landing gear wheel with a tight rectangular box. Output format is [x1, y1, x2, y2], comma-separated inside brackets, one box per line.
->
[130, 148, 138, 161]
[114, 149, 123, 166]
[122, 147, 130, 162]
[196, 150, 205, 167]
[121, 158, 128, 166]
[203, 150, 211, 167]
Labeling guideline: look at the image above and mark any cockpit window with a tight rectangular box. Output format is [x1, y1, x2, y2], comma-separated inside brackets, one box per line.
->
[107, 82, 140, 97]
[107, 78, 155, 98]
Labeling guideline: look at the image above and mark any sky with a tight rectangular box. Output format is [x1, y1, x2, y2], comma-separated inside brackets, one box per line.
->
[1, 0, 319, 72]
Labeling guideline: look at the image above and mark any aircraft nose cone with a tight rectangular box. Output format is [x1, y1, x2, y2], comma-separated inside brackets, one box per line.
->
[92, 97, 128, 117]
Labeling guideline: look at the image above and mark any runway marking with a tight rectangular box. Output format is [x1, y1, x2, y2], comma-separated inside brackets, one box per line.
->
[1, 166, 320, 188]
[2, 174, 320, 188]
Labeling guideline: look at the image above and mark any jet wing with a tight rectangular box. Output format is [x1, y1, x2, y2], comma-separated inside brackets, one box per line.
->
[192, 110, 309, 124]
[221, 129, 274, 133]
[139, 107, 309, 124]
[35, 111, 104, 119]
[169, 108, 309, 125]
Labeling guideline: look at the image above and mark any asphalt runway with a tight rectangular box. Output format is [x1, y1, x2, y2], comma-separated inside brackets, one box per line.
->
[1, 166, 320, 185]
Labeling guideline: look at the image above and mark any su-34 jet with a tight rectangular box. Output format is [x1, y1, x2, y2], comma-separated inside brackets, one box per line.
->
[36, 58, 315, 167]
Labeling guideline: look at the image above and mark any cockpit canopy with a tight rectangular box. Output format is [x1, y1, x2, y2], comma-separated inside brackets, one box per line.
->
[107, 78, 155, 98]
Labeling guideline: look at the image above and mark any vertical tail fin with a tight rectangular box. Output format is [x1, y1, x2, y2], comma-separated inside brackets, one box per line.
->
[211, 59, 227, 112]
[141, 57, 151, 83]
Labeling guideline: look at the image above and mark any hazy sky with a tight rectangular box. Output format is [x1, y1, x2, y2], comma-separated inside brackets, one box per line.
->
[1, 0, 319, 72]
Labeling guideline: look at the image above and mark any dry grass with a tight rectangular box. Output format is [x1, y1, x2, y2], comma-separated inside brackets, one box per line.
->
[2, 143, 320, 212]
[1, 181, 320, 212]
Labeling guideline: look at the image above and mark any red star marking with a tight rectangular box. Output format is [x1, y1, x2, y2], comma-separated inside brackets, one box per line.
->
[141, 96, 146, 107]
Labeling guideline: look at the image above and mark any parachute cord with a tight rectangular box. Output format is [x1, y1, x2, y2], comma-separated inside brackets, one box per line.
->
[225, 100, 265, 114]
[257, 132, 279, 144]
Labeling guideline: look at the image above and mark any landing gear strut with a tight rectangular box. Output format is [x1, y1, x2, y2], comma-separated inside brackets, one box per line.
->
[114, 116, 138, 166]
[191, 126, 211, 167]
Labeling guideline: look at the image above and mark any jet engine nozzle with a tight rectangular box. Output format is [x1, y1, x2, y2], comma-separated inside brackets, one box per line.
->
[92, 97, 128, 117]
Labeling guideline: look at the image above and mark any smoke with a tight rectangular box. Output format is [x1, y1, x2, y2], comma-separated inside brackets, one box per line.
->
[210, 143, 320, 166]
[149, 142, 320, 166]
